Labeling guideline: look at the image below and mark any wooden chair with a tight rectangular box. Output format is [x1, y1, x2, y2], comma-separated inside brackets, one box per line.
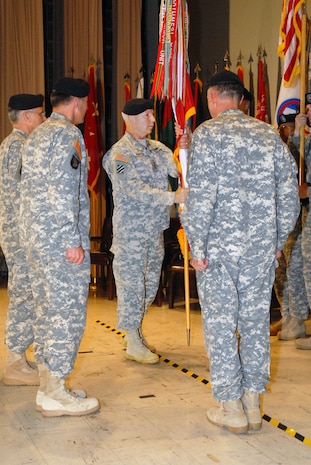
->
[90, 217, 115, 299]
[152, 218, 181, 307]
[164, 221, 198, 308]
[166, 252, 197, 308]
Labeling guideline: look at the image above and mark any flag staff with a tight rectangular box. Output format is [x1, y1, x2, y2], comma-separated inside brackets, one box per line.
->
[299, 2, 307, 186]
[172, 99, 191, 346]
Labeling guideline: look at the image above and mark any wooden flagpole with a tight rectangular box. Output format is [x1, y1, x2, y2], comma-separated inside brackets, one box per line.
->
[183, 234, 191, 345]
[177, 129, 191, 346]
[299, 2, 307, 186]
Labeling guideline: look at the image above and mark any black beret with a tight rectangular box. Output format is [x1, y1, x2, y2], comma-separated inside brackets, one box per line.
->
[53, 77, 90, 97]
[8, 93, 44, 111]
[207, 70, 244, 90]
[306, 93, 311, 104]
[123, 98, 154, 115]
[278, 113, 297, 126]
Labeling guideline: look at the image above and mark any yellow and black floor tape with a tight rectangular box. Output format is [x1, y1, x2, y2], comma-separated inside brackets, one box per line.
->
[95, 319, 311, 447]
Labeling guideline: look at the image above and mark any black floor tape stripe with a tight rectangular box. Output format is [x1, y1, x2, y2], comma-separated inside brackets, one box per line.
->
[95, 319, 311, 447]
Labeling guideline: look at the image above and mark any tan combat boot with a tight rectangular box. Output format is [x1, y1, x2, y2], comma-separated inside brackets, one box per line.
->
[3, 351, 39, 386]
[241, 390, 262, 431]
[40, 371, 100, 417]
[123, 326, 156, 353]
[124, 329, 159, 364]
[36, 364, 87, 412]
[207, 399, 248, 434]
[278, 316, 305, 340]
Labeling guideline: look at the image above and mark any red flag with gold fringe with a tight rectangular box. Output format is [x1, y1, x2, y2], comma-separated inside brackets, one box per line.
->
[84, 64, 101, 195]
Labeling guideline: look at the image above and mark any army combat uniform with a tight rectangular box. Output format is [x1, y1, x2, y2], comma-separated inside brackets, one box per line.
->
[20, 113, 90, 379]
[0, 129, 35, 353]
[182, 109, 300, 402]
[103, 132, 178, 330]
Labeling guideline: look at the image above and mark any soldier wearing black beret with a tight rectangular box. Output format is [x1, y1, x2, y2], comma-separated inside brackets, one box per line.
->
[0, 92, 46, 387]
[19, 77, 100, 417]
[181, 69, 299, 434]
[277, 112, 297, 143]
[103, 98, 188, 365]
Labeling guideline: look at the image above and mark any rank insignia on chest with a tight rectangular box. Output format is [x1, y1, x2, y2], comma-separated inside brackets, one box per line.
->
[151, 159, 157, 171]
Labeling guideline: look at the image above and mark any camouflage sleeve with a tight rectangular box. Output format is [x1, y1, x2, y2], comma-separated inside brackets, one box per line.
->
[303, 136, 311, 182]
[48, 131, 89, 250]
[159, 143, 178, 178]
[274, 140, 300, 251]
[6, 139, 23, 221]
[181, 130, 217, 260]
[77, 136, 90, 251]
[288, 133, 311, 183]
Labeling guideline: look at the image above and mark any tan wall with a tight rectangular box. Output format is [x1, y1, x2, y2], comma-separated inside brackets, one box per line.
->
[230, 0, 310, 121]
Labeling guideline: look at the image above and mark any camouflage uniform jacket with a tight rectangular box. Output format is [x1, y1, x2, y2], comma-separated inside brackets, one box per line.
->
[103, 132, 178, 242]
[0, 129, 26, 245]
[20, 112, 90, 252]
[182, 109, 300, 265]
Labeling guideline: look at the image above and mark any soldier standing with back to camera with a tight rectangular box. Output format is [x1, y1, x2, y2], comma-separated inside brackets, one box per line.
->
[181, 70, 299, 434]
[20, 77, 100, 417]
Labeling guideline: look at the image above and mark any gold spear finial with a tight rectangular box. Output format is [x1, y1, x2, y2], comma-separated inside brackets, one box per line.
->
[213, 60, 219, 75]
[236, 50, 243, 67]
[257, 45, 263, 60]
[194, 63, 201, 79]
[224, 50, 231, 69]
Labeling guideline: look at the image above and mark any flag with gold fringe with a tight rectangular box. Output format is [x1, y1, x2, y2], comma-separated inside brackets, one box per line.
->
[84, 64, 102, 195]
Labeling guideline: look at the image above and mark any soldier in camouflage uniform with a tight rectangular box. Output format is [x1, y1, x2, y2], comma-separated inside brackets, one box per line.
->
[271, 113, 309, 340]
[181, 70, 300, 434]
[0, 93, 45, 386]
[288, 97, 311, 350]
[103, 98, 188, 364]
[20, 78, 99, 417]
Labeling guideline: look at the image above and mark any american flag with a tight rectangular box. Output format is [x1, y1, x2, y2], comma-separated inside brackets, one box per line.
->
[278, 0, 303, 87]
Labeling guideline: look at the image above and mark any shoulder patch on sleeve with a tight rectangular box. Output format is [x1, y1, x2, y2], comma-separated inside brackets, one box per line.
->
[74, 139, 82, 160]
[115, 152, 130, 163]
[68, 139, 82, 170]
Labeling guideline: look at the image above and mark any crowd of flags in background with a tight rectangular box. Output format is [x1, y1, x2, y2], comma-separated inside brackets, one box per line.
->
[84, 0, 308, 197]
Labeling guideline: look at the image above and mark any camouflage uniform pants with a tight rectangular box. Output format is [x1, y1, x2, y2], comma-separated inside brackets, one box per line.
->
[26, 245, 90, 378]
[274, 204, 309, 320]
[113, 231, 164, 330]
[2, 242, 35, 353]
[196, 256, 274, 402]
